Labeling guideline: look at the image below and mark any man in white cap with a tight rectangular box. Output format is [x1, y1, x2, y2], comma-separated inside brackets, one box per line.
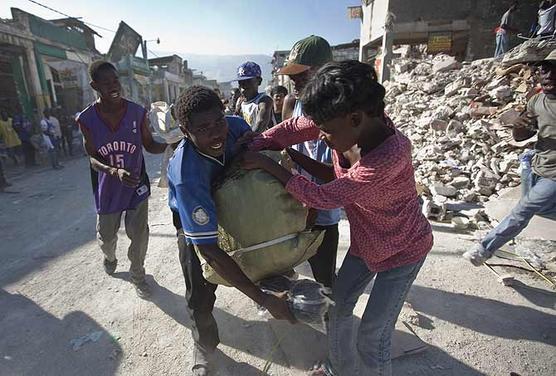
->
[464, 49, 556, 265]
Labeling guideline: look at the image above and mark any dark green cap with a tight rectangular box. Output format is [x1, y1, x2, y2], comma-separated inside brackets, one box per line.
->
[278, 35, 333, 75]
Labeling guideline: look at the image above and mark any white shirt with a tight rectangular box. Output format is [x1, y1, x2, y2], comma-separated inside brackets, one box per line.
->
[538, 5, 556, 36]
[41, 116, 62, 138]
[240, 93, 275, 132]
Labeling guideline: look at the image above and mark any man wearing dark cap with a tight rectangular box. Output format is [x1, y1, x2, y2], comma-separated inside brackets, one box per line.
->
[278, 35, 341, 290]
[464, 49, 556, 265]
[235, 61, 274, 132]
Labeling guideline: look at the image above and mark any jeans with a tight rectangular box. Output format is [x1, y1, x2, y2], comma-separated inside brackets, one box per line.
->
[328, 253, 426, 376]
[174, 211, 220, 353]
[480, 155, 556, 256]
[495, 31, 509, 58]
[96, 198, 150, 283]
[308, 224, 339, 288]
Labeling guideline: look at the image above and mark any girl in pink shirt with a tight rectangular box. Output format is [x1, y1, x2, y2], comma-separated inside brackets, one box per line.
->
[242, 60, 433, 376]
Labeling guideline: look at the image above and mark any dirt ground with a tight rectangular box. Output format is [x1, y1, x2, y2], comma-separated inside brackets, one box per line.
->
[0, 153, 554, 376]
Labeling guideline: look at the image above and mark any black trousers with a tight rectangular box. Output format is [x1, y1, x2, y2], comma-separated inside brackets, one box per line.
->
[174, 212, 220, 352]
[0, 158, 7, 187]
[61, 129, 73, 156]
[308, 224, 340, 289]
[21, 141, 36, 167]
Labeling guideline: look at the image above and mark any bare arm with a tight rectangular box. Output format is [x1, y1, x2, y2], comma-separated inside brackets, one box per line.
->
[252, 97, 273, 132]
[248, 116, 321, 151]
[286, 147, 335, 183]
[141, 115, 167, 154]
[235, 97, 244, 116]
[282, 94, 296, 121]
[196, 243, 296, 322]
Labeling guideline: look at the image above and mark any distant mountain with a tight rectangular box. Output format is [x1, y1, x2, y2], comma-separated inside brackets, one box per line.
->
[152, 50, 274, 86]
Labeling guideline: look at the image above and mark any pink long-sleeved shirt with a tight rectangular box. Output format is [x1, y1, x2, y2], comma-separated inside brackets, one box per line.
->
[249, 116, 433, 272]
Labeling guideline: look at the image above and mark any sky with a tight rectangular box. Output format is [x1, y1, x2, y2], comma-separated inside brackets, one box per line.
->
[2, 0, 362, 56]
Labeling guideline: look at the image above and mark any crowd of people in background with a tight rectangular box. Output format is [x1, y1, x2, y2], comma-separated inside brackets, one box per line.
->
[0, 104, 84, 191]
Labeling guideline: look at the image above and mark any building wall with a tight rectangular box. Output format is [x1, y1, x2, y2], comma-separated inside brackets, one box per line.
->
[360, 0, 391, 49]
[359, 0, 539, 60]
[1, 8, 98, 115]
[332, 44, 359, 61]
[388, 0, 472, 23]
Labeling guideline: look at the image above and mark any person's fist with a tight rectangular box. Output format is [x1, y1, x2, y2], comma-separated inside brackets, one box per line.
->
[261, 293, 297, 324]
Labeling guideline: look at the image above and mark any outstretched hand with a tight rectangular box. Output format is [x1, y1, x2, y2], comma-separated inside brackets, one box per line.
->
[262, 292, 297, 324]
[114, 168, 140, 187]
[235, 130, 257, 148]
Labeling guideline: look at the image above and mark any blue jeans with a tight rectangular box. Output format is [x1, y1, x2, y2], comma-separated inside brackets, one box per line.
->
[480, 153, 556, 256]
[328, 254, 425, 376]
[495, 31, 509, 58]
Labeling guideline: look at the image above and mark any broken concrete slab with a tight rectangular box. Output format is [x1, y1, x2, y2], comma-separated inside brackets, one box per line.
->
[432, 55, 461, 73]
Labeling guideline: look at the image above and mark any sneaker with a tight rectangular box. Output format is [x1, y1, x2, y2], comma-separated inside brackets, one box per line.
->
[462, 247, 489, 266]
[103, 258, 118, 275]
[192, 345, 212, 376]
[133, 280, 151, 299]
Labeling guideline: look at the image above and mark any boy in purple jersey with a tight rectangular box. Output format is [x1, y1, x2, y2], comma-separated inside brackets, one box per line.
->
[78, 61, 167, 298]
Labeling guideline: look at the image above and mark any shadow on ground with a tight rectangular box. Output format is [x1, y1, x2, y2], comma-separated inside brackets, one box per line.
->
[113, 272, 322, 371]
[0, 155, 163, 289]
[408, 285, 556, 346]
[0, 289, 122, 376]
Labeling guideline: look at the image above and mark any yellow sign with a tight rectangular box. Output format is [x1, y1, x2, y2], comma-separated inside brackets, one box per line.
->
[428, 33, 452, 53]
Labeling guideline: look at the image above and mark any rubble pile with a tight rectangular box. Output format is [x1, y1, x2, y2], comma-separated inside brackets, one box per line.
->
[384, 51, 540, 211]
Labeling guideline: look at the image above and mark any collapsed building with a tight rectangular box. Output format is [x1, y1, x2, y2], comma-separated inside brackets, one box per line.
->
[350, 0, 540, 81]
[383, 39, 555, 228]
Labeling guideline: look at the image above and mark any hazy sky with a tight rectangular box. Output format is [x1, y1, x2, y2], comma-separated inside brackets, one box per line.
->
[2, 0, 362, 55]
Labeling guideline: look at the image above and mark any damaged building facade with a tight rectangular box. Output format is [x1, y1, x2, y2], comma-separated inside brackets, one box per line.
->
[353, 0, 539, 81]
[149, 54, 193, 104]
[0, 8, 100, 117]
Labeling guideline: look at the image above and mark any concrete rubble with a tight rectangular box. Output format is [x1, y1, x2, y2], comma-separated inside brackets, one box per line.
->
[383, 45, 546, 227]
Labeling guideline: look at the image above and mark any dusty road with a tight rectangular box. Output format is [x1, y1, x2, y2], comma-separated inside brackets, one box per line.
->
[0, 153, 554, 376]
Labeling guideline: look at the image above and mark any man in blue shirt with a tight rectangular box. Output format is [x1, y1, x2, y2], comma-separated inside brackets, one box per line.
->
[167, 86, 295, 376]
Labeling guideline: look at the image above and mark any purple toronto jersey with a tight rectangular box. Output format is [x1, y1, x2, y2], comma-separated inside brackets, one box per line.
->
[77, 100, 150, 214]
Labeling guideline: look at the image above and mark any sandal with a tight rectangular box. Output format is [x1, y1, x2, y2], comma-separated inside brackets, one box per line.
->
[192, 364, 209, 376]
[191, 345, 212, 376]
[308, 361, 335, 376]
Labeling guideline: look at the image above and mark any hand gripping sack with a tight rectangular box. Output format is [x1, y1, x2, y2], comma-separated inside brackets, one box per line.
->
[198, 152, 324, 285]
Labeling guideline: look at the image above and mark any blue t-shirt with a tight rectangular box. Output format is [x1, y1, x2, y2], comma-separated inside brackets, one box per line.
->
[167, 115, 250, 245]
